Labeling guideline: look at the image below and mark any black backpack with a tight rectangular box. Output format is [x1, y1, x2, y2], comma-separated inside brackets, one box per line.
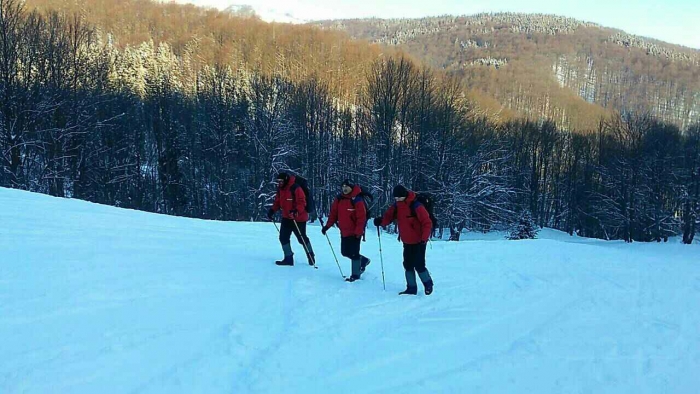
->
[290, 176, 316, 216]
[413, 193, 438, 231]
[393, 192, 438, 233]
[337, 185, 374, 240]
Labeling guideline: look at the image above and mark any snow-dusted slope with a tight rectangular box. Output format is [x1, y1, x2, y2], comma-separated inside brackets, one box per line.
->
[224, 4, 309, 24]
[1, 187, 699, 393]
[168, 1, 313, 24]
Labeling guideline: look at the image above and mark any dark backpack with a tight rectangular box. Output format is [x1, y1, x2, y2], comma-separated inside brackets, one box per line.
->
[413, 193, 438, 231]
[337, 185, 374, 240]
[393, 192, 438, 234]
[290, 176, 315, 215]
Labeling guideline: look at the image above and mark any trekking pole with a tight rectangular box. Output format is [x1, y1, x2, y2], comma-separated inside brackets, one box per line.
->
[292, 219, 317, 269]
[319, 217, 345, 279]
[377, 225, 386, 291]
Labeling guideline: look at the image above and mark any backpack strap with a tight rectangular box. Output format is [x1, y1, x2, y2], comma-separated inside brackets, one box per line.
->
[409, 201, 422, 217]
[290, 183, 300, 211]
[352, 195, 366, 240]
[336, 194, 359, 207]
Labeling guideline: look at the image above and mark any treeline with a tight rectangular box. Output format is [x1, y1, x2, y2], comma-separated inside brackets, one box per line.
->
[1, 1, 698, 243]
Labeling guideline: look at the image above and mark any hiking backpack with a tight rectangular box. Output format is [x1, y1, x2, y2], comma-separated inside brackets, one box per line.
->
[290, 176, 316, 216]
[393, 192, 438, 234]
[413, 193, 438, 231]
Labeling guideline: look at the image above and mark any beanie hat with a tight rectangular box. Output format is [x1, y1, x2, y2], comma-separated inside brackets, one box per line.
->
[393, 184, 408, 198]
[276, 172, 289, 181]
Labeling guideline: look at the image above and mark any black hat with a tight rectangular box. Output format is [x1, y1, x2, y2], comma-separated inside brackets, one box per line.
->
[341, 179, 354, 188]
[276, 172, 289, 181]
[393, 185, 408, 198]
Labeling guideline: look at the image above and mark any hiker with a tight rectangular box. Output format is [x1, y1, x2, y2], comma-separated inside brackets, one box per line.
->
[321, 179, 371, 282]
[267, 172, 316, 266]
[374, 185, 434, 295]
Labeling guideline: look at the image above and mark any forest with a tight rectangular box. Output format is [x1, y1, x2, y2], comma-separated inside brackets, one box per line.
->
[1, 0, 698, 243]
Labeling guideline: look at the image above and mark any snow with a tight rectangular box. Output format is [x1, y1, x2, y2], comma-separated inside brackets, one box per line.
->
[171, 1, 315, 24]
[1, 187, 699, 393]
[224, 4, 309, 24]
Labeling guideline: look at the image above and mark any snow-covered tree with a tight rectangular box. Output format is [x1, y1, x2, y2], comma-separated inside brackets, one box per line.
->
[508, 210, 539, 240]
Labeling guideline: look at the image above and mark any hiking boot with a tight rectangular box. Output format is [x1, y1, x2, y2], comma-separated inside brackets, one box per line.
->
[275, 254, 294, 266]
[399, 286, 418, 295]
[360, 257, 371, 273]
[418, 271, 433, 295]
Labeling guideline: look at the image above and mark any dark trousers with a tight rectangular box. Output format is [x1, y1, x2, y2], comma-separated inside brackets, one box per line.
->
[341, 236, 362, 260]
[403, 243, 427, 273]
[279, 218, 312, 253]
[341, 236, 368, 278]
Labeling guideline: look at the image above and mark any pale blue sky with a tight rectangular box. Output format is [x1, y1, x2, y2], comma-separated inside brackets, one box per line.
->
[179, 0, 700, 49]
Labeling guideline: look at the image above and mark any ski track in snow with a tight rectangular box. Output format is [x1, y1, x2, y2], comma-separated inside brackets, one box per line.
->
[1, 187, 699, 393]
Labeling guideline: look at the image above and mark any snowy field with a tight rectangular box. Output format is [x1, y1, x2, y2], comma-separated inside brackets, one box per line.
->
[1, 187, 699, 393]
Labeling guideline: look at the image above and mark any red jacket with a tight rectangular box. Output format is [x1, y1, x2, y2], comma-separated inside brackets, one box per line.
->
[326, 185, 367, 237]
[272, 176, 309, 222]
[379, 191, 432, 244]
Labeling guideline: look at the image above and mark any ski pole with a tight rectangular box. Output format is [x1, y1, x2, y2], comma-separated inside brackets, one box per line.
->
[272, 219, 280, 234]
[319, 217, 345, 278]
[292, 219, 317, 269]
[377, 225, 386, 291]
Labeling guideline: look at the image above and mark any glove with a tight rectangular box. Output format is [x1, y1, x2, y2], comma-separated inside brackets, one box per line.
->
[373, 217, 382, 227]
[267, 209, 274, 220]
[321, 227, 328, 235]
[419, 240, 428, 245]
[290, 209, 298, 218]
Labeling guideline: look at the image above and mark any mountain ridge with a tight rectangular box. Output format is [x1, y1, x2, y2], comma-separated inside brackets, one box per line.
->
[316, 12, 700, 130]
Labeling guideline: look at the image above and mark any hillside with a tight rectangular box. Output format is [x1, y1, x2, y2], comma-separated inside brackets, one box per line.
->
[22, 0, 386, 101]
[2, 187, 700, 392]
[317, 14, 700, 130]
[19, 3, 700, 130]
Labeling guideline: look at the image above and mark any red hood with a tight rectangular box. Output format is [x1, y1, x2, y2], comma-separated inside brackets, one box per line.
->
[404, 190, 416, 203]
[341, 185, 362, 199]
[279, 175, 296, 191]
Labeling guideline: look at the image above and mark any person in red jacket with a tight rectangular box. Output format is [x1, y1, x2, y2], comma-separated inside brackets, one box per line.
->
[267, 172, 315, 266]
[374, 185, 434, 295]
[321, 180, 371, 282]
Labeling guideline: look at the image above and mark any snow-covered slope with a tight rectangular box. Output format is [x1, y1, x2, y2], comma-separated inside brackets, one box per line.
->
[1, 187, 699, 393]
[224, 4, 309, 24]
[169, 2, 313, 24]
